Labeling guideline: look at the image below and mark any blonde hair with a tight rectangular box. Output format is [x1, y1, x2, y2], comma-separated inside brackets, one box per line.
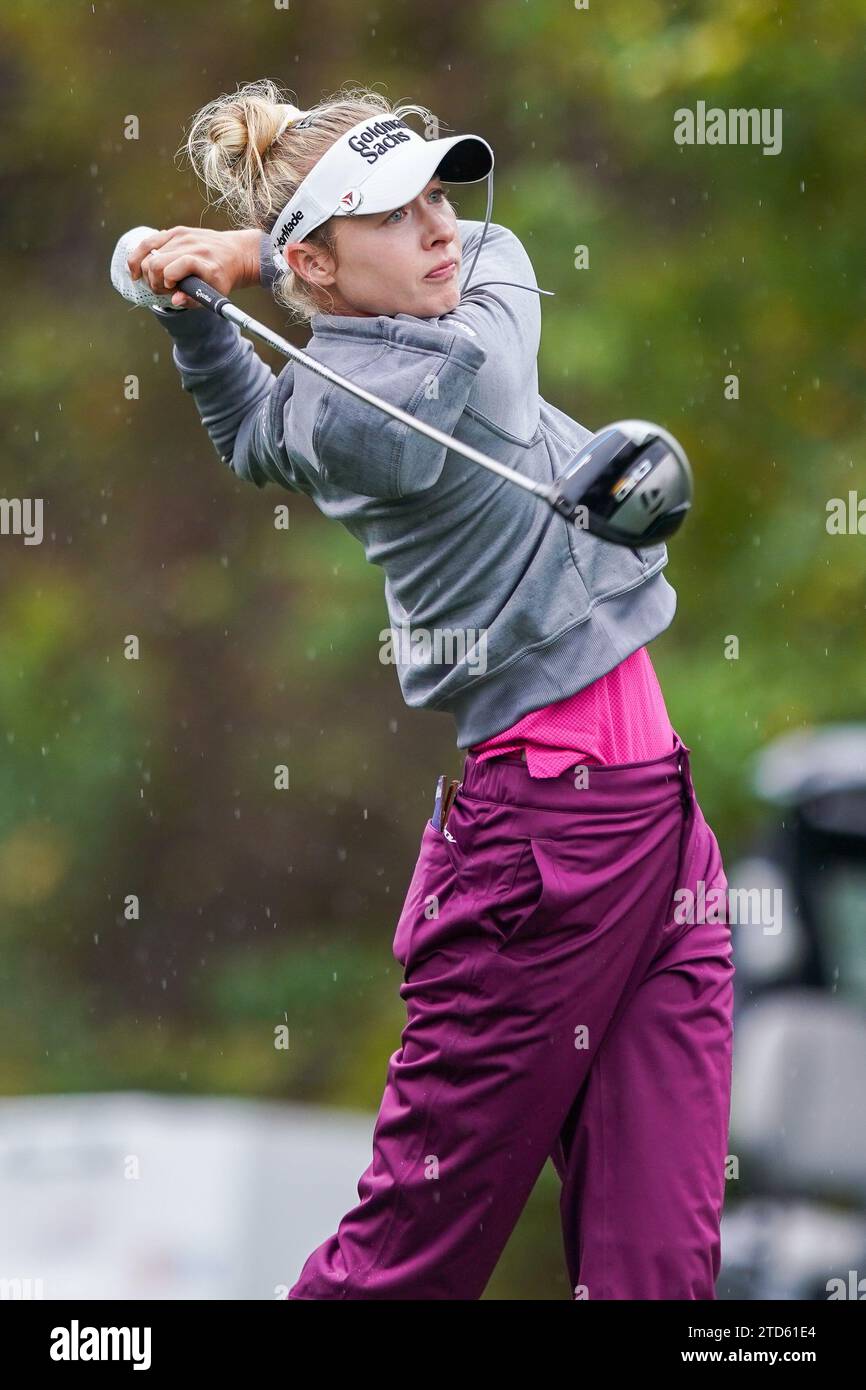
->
[178, 80, 442, 324]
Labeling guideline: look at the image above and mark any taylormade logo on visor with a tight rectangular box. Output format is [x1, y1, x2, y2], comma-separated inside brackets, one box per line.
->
[274, 208, 304, 250]
[349, 118, 411, 163]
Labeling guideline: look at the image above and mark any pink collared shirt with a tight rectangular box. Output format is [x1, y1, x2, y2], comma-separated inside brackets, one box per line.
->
[468, 646, 675, 777]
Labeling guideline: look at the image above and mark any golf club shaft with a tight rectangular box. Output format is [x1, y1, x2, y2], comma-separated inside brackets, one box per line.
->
[179, 274, 556, 506]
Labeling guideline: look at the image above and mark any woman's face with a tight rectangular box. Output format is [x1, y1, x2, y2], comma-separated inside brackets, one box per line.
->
[284, 176, 462, 319]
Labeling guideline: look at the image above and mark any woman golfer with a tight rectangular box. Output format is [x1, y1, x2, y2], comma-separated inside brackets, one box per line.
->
[129, 80, 735, 1300]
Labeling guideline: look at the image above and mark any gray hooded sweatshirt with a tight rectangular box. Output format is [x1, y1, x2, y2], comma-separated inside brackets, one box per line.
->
[150, 219, 676, 748]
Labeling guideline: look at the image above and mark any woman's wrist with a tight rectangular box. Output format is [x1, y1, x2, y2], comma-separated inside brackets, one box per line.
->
[258, 230, 279, 291]
[238, 229, 266, 289]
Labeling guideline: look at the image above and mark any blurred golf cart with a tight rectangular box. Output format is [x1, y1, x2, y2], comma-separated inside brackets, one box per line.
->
[719, 725, 866, 1300]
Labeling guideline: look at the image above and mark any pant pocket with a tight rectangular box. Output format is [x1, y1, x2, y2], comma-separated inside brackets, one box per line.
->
[485, 837, 550, 954]
[392, 820, 464, 971]
[486, 835, 601, 959]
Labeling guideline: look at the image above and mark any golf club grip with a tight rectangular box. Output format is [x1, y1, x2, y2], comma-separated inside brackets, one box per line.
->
[176, 275, 230, 316]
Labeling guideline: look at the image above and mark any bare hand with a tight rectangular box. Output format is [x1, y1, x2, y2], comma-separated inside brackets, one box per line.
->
[126, 227, 261, 308]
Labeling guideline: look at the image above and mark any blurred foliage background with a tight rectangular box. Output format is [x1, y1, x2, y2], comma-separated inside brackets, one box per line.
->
[1, 0, 864, 1298]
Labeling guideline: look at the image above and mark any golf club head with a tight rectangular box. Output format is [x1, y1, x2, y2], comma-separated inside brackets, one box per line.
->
[550, 419, 694, 546]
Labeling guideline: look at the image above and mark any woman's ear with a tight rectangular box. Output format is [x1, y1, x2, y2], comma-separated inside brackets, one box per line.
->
[283, 242, 336, 289]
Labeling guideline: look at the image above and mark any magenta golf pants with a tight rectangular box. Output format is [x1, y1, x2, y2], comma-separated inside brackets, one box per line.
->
[287, 733, 735, 1300]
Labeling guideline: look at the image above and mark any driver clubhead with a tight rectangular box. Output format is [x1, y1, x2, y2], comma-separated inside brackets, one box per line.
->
[552, 419, 694, 546]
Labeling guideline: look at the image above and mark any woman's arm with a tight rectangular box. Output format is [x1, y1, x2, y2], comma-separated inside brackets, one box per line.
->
[441, 220, 542, 360]
[438, 220, 542, 443]
[145, 224, 516, 500]
[150, 308, 305, 491]
[130, 227, 307, 491]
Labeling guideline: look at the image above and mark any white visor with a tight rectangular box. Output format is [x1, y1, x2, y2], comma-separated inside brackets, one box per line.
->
[270, 114, 494, 272]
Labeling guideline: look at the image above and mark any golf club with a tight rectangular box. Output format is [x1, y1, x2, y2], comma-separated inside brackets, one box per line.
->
[111, 226, 693, 545]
